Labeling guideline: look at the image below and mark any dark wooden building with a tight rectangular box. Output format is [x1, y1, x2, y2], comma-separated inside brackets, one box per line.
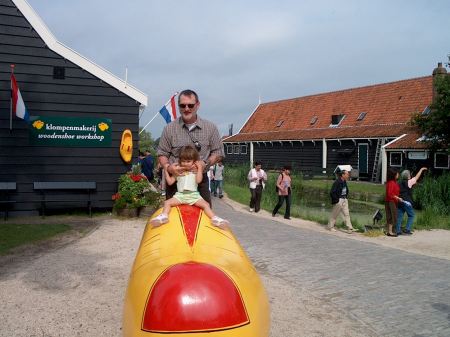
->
[0, 0, 148, 216]
[224, 64, 449, 183]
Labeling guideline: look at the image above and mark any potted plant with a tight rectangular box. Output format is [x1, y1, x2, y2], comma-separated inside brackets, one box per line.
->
[113, 164, 161, 217]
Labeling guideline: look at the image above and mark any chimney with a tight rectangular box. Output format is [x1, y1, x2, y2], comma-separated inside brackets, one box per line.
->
[228, 123, 233, 136]
[432, 62, 448, 103]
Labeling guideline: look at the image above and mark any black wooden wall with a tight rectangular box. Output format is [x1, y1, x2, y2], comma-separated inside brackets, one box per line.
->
[224, 139, 388, 178]
[0, 0, 140, 215]
[253, 141, 322, 171]
[223, 141, 323, 171]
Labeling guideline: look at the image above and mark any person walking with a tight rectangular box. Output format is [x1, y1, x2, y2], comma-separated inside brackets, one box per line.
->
[272, 165, 292, 219]
[211, 161, 224, 198]
[247, 161, 267, 213]
[395, 167, 427, 235]
[157, 89, 224, 206]
[327, 169, 357, 233]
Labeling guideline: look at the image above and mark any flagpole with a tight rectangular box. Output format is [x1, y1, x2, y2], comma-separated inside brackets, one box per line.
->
[10, 64, 15, 131]
[139, 111, 160, 135]
[139, 92, 178, 135]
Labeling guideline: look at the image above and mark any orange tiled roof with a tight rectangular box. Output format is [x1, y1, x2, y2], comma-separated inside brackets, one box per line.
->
[385, 131, 430, 150]
[227, 76, 432, 142]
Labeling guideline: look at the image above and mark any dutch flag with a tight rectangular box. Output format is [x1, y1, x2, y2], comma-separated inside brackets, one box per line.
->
[11, 74, 30, 123]
[159, 93, 177, 124]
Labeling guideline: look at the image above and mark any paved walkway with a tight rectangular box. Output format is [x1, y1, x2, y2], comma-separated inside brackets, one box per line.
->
[214, 198, 450, 337]
[1, 200, 449, 337]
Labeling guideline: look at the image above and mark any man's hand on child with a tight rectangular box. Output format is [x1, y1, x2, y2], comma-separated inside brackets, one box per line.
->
[195, 160, 205, 172]
[170, 163, 186, 176]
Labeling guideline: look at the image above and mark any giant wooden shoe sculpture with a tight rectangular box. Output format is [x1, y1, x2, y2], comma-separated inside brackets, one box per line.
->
[123, 205, 270, 336]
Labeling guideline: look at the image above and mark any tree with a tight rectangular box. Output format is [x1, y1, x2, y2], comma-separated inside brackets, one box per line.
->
[412, 74, 450, 152]
[138, 127, 156, 155]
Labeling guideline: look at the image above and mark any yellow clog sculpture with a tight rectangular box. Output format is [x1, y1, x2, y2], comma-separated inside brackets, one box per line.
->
[123, 205, 270, 336]
[120, 129, 133, 163]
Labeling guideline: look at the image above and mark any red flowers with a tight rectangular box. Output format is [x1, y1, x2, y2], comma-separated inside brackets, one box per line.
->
[112, 192, 121, 201]
[129, 174, 147, 182]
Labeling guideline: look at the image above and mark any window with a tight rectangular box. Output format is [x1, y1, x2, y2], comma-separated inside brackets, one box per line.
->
[310, 116, 318, 125]
[390, 152, 402, 167]
[226, 145, 233, 155]
[276, 120, 284, 127]
[422, 106, 431, 116]
[233, 145, 240, 154]
[435, 153, 449, 169]
[330, 114, 345, 127]
[240, 144, 247, 154]
[357, 112, 367, 121]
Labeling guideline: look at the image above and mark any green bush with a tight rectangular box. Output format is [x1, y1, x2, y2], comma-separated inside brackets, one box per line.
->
[413, 172, 450, 216]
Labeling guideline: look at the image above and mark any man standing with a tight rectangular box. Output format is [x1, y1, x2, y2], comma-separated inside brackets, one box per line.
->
[157, 89, 224, 205]
[211, 161, 225, 198]
[395, 167, 427, 235]
[327, 169, 357, 233]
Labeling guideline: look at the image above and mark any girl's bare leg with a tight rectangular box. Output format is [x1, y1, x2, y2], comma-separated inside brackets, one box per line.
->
[162, 198, 183, 215]
[194, 199, 229, 229]
[151, 198, 183, 226]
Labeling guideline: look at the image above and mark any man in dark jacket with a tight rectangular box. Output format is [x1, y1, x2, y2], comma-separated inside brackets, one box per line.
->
[138, 150, 154, 181]
[327, 170, 356, 233]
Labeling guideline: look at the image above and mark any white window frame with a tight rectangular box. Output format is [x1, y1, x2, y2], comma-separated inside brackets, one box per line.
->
[226, 144, 233, 155]
[434, 153, 449, 169]
[240, 144, 247, 155]
[329, 114, 346, 127]
[390, 152, 402, 167]
[233, 144, 240, 154]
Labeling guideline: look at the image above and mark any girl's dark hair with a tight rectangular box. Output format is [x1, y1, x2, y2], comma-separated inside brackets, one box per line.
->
[254, 160, 262, 166]
[179, 145, 199, 161]
[387, 168, 398, 181]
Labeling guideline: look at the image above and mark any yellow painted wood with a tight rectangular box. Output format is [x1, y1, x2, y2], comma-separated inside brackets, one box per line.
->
[122, 206, 270, 336]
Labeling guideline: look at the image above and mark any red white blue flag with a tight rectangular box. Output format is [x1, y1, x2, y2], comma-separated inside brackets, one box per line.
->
[159, 93, 177, 124]
[11, 73, 30, 123]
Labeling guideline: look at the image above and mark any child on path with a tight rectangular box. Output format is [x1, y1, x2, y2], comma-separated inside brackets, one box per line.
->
[150, 146, 229, 228]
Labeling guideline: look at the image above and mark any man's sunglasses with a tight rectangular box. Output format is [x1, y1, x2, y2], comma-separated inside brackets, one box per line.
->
[178, 103, 196, 109]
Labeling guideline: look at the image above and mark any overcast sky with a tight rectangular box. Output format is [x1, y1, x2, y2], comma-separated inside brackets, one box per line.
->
[27, 0, 450, 139]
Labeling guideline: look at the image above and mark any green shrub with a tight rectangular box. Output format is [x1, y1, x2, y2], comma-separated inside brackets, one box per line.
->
[413, 172, 450, 216]
[113, 164, 161, 211]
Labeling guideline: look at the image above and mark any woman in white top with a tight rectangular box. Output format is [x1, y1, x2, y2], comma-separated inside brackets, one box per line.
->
[247, 161, 267, 213]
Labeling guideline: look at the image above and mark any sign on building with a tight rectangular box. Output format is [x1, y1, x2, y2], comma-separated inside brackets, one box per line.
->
[29, 116, 112, 147]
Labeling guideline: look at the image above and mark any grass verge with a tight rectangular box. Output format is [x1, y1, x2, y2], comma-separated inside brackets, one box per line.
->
[0, 223, 70, 255]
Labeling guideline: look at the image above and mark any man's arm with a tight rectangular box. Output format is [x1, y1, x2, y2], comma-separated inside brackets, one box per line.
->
[206, 123, 225, 166]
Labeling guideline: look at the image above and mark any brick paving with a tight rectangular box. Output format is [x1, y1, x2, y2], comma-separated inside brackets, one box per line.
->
[214, 199, 450, 337]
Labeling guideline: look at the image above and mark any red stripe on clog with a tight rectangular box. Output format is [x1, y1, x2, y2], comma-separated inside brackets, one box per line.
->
[177, 205, 201, 247]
